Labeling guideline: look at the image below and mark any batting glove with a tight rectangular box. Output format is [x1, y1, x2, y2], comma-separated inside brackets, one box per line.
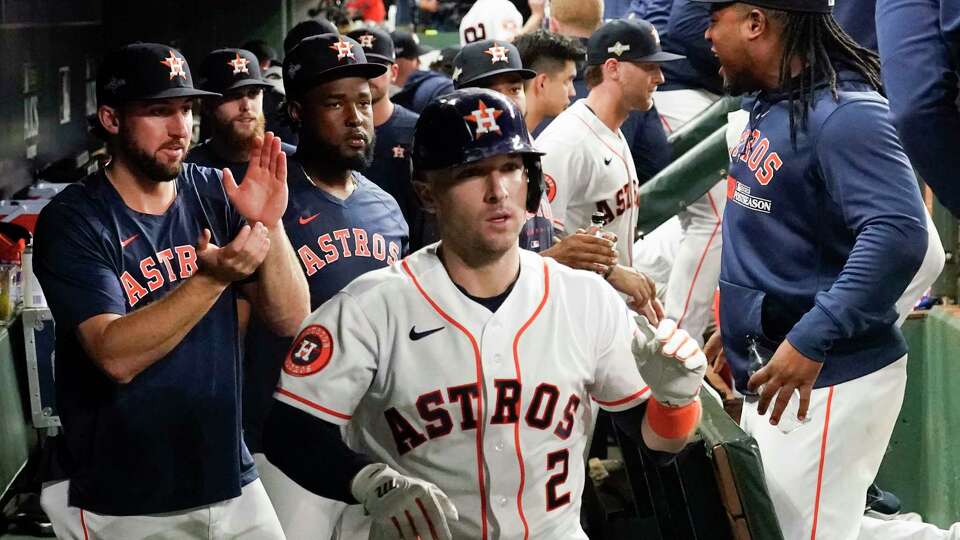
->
[351, 463, 459, 540]
[632, 317, 708, 406]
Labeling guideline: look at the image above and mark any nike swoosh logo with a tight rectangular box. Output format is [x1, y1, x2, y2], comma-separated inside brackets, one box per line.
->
[409, 326, 445, 341]
[603, 157, 613, 166]
[299, 213, 321, 225]
[120, 234, 139, 248]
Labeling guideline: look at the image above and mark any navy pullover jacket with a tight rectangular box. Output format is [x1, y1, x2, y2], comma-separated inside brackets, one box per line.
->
[720, 72, 928, 392]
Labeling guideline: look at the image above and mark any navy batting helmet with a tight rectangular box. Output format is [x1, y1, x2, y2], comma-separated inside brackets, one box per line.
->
[412, 88, 544, 213]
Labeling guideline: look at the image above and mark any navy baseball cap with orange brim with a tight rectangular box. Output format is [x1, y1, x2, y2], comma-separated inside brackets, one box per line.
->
[97, 43, 220, 107]
[283, 34, 387, 99]
[689, 0, 834, 13]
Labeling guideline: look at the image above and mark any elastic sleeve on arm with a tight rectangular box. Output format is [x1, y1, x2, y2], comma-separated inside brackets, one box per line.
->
[786, 100, 927, 361]
[610, 403, 677, 466]
[263, 401, 373, 503]
[33, 201, 127, 329]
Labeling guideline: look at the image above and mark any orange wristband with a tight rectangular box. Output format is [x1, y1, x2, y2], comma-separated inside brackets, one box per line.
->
[647, 398, 701, 440]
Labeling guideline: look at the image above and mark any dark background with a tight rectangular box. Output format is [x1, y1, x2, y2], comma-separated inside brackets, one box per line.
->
[0, 0, 291, 198]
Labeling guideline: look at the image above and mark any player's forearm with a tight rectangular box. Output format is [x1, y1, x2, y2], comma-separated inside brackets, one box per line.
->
[81, 272, 228, 384]
[254, 222, 310, 336]
[264, 401, 373, 503]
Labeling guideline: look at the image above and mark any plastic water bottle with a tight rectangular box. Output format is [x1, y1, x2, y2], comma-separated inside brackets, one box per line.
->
[589, 211, 606, 237]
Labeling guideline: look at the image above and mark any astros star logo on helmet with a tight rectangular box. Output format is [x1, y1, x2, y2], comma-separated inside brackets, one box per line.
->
[228, 52, 250, 75]
[463, 99, 503, 136]
[484, 43, 509, 64]
[452, 66, 463, 82]
[330, 38, 356, 61]
[358, 34, 376, 48]
[161, 50, 187, 80]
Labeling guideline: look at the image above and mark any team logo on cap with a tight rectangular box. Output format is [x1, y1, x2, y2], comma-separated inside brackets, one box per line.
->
[484, 43, 509, 64]
[392, 145, 406, 158]
[452, 66, 463, 82]
[464, 100, 503, 136]
[283, 324, 335, 377]
[607, 42, 631, 57]
[228, 52, 250, 75]
[358, 34, 376, 48]
[287, 63, 302, 79]
[330, 38, 356, 61]
[160, 50, 187, 80]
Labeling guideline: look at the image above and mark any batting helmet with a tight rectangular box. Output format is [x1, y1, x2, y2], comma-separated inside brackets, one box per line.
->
[412, 88, 544, 213]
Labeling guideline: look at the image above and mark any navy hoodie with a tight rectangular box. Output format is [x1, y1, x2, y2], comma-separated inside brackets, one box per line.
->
[720, 72, 927, 392]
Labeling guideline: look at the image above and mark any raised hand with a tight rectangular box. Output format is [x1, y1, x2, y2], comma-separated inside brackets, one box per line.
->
[633, 317, 707, 406]
[195, 223, 271, 284]
[223, 131, 289, 227]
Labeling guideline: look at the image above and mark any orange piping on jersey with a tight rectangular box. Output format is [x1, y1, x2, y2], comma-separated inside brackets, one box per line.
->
[677, 190, 723, 328]
[402, 259, 489, 540]
[810, 386, 835, 540]
[592, 386, 651, 407]
[510, 259, 551, 539]
[275, 387, 353, 421]
[80, 509, 90, 540]
[570, 112, 636, 266]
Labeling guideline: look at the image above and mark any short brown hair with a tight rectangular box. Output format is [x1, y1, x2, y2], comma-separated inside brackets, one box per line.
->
[551, 0, 603, 34]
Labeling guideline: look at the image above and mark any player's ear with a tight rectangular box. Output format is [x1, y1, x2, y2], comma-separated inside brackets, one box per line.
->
[535, 73, 549, 94]
[98, 104, 121, 136]
[412, 172, 437, 214]
[286, 99, 302, 126]
[390, 63, 400, 85]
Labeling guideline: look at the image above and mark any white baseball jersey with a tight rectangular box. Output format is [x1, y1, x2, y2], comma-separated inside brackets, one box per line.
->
[275, 245, 650, 540]
[535, 99, 642, 266]
[459, 0, 523, 45]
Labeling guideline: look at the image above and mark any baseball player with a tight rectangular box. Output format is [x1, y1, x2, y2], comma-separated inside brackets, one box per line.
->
[391, 31, 454, 114]
[877, 0, 960, 219]
[187, 48, 297, 178]
[696, 2, 948, 538]
[458, 0, 524, 45]
[34, 43, 309, 538]
[263, 87, 707, 540]
[513, 30, 584, 135]
[449, 39, 628, 283]
[535, 19, 681, 318]
[246, 34, 409, 540]
[346, 27, 420, 225]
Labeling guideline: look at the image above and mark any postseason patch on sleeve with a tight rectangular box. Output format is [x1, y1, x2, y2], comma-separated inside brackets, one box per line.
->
[283, 325, 335, 377]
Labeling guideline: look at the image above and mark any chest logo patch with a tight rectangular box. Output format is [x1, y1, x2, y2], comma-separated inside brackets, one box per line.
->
[283, 325, 335, 377]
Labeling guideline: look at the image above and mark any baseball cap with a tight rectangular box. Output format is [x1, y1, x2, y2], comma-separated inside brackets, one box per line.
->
[284, 19, 339, 54]
[346, 27, 395, 65]
[688, 0, 834, 13]
[197, 48, 272, 94]
[97, 43, 220, 107]
[283, 34, 388, 99]
[452, 39, 536, 89]
[587, 19, 685, 65]
[391, 31, 432, 59]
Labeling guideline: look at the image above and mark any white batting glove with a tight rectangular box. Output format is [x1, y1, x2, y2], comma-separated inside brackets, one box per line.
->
[632, 317, 708, 406]
[351, 463, 459, 540]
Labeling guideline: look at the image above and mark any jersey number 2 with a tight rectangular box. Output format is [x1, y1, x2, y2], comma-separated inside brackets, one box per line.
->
[463, 23, 487, 43]
[546, 449, 571, 511]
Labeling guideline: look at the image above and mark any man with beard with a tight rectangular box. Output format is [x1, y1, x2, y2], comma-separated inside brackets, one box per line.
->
[188, 48, 296, 178]
[694, 2, 955, 539]
[346, 26, 420, 224]
[33, 43, 309, 537]
[249, 34, 409, 540]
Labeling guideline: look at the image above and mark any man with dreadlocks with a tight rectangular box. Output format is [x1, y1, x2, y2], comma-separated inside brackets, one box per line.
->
[693, 1, 950, 539]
